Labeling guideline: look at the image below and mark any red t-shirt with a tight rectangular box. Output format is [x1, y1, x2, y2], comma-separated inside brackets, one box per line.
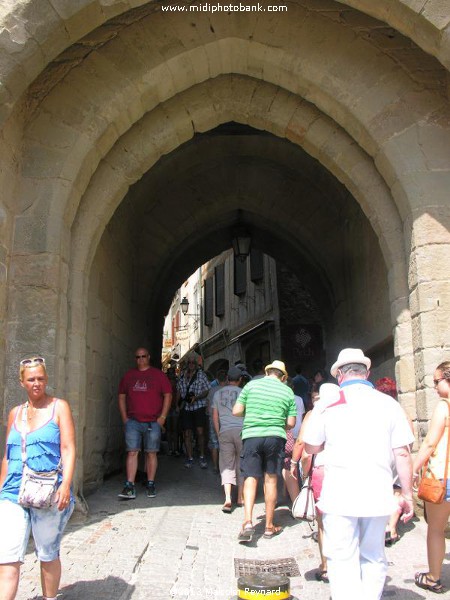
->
[118, 367, 172, 422]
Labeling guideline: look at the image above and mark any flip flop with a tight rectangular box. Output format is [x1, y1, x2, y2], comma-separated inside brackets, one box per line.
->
[415, 572, 445, 593]
[238, 521, 254, 543]
[263, 525, 283, 539]
[222, 502, 232, 513]
[315, 570, 329, 583]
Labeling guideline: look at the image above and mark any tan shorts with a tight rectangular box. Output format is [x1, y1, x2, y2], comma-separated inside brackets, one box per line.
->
[218, 428, 243, 486]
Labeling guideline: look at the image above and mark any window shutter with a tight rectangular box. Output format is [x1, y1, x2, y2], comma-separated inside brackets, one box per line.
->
[215, 264, 225, 317]
[250, 248, 264, 282]
[204, 277, 214, 326]
[234, 255, 247, 296]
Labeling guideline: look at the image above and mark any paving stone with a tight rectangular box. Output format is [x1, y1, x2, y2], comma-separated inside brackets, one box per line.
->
[11, 455, 443, 600]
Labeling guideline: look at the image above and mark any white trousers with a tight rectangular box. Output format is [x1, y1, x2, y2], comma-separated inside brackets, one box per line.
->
[322, 513, 389, 600]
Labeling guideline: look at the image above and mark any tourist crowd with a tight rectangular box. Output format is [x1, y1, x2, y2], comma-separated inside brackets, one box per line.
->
[1, 349, 450, 599]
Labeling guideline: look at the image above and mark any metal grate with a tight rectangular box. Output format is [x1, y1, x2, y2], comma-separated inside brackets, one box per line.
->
[234, 557, 300, 578]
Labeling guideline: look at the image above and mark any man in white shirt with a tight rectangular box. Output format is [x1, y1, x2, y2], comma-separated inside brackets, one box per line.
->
[303, 348, 414, 600]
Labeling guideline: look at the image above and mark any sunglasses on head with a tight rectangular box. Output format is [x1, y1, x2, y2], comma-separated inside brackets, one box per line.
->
[20, 357, 46, 367]
[136, 354, 148, 359]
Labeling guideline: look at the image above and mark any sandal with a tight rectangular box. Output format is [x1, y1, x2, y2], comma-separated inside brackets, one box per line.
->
[222, 502, 232, 513]
[263, 525, 283, 539]
[314, 570, 329, 583]
[238, 521, 254, 543]
[415, 572, 445, 593]
[385, 532, 400, 546]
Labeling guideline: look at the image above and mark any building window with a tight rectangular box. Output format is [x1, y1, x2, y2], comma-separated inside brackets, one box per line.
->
[215, 263, 225, 317]
[250, 248, 264, 282]
[204, 277, 214, 326]
[234, 255, 247, 296]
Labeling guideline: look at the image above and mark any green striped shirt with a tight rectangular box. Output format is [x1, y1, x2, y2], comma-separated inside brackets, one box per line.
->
[239, 376, 296, 440]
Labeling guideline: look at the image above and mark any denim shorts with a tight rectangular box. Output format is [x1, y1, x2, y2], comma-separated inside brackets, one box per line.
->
[0, 498, 74, 563]
[125, 418, 161, 452]
[240, 436, 285, 478]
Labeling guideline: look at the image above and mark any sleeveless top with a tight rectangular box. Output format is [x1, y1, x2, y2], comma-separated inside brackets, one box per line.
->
[428, 400, 450, 480]
[0, 400, 67, 504]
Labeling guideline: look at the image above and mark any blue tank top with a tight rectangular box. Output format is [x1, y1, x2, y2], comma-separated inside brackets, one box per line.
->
[0, 400, 67, 503]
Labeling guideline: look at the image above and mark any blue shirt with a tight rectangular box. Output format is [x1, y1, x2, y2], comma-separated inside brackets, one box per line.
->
[0, 404, 66, 503]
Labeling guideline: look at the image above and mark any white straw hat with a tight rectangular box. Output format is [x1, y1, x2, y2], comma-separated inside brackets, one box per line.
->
[330, 348, 371, 378]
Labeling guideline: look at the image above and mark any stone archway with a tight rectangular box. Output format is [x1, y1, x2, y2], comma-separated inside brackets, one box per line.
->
[1, 0, 449, 491]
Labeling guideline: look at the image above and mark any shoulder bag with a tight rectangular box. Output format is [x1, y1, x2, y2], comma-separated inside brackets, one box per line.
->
[178, 371, 198, 411]
[17, 403, 61, 509]
[418, 399, 450, 505]
[292, 455, 316, 522]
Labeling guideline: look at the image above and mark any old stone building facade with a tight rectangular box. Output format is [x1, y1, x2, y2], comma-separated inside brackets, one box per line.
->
[0, 0, 449, 491]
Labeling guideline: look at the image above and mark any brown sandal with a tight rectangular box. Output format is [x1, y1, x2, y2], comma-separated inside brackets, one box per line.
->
[415, 572, 445, 593]
[238, 521, 254, 543]
[263, 525, 283, 539]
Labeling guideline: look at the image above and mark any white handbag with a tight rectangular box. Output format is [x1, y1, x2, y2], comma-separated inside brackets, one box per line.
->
[292, 475, 316, 521]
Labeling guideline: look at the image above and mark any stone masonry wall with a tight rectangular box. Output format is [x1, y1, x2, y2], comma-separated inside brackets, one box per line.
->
[84, 198, 143, 490]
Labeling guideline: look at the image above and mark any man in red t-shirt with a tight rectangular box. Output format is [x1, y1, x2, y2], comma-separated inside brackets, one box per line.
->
[118, 348, 172, 499]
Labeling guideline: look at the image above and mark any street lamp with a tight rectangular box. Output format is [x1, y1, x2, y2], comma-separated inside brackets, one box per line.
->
[180, 297, 200, 318]
[232, 228, 251, 262]
[180, 296, 189, 315]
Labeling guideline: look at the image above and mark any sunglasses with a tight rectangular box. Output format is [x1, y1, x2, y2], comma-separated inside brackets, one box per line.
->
[20, 357, 46, 367]
[136, 354, 148, 359]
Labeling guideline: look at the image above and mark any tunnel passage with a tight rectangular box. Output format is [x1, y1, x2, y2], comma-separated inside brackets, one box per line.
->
[83, 123, 392, 489]
[4, 0, 450, 496]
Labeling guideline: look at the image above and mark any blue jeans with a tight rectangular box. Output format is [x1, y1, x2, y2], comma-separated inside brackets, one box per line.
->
[125, 419, 161, 452]
[0, 498, 74, 563]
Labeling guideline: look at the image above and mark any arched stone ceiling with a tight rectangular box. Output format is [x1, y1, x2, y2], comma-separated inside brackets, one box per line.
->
[14, 2, 450, 258]
[0, 0, 449, 128]
[127, 128, 355, 312]
[67, 75, 405, 304]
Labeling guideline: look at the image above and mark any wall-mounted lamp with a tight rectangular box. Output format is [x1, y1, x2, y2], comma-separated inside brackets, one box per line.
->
[232, 228, 251, 262]
[180, 297, 200, 318]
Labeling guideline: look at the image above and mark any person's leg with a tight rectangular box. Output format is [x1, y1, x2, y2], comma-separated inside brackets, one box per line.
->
[322, 513, 362, 600]
[425, 501, 450, 581]
[316, 512, 327, 574]
[243, 477, 258, 524]
[146, 452, 157, 481]
[224, 483, 232, 504]
[210, 447, 219, 470]
[359, 516, 389, 600]
[124, 419, 143, 484]
[282, 468, 299, 503]
[262, 436, 285, 531]
[40, 559, 61, 599]
[144, 422, 161, 483]
[31, 502, 74, 600]
[126, 451, 139, 482]
[219, 431, 235, 506]
[234, 431, 244, 504]
[0, 500, 31, 600]
[183, 429, 193, 459]
[196, 426, 205, 457]
[263, 473, 278, 530]
[0, 564, 21, 600]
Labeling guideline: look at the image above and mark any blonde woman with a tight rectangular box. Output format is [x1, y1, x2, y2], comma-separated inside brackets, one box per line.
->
[413, 361, 450, 594]
[0, 357, 76, 600]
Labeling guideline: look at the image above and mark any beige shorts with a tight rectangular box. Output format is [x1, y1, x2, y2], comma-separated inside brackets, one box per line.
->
[218, 428, 243, 486]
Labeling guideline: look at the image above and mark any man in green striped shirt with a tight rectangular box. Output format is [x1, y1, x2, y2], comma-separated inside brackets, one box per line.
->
[233, 360, 297, 542]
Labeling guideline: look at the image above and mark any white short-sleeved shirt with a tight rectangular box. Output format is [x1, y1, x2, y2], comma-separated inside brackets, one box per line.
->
[303, 380, 414, 517]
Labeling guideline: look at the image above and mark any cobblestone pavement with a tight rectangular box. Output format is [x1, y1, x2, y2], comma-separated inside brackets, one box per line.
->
[16, 455, 448, 599]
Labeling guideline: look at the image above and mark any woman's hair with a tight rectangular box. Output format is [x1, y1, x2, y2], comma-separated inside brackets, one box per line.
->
[436, 361, 450, 380]
[19, 357, 48, 381]
[375, 377, 397, 399]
